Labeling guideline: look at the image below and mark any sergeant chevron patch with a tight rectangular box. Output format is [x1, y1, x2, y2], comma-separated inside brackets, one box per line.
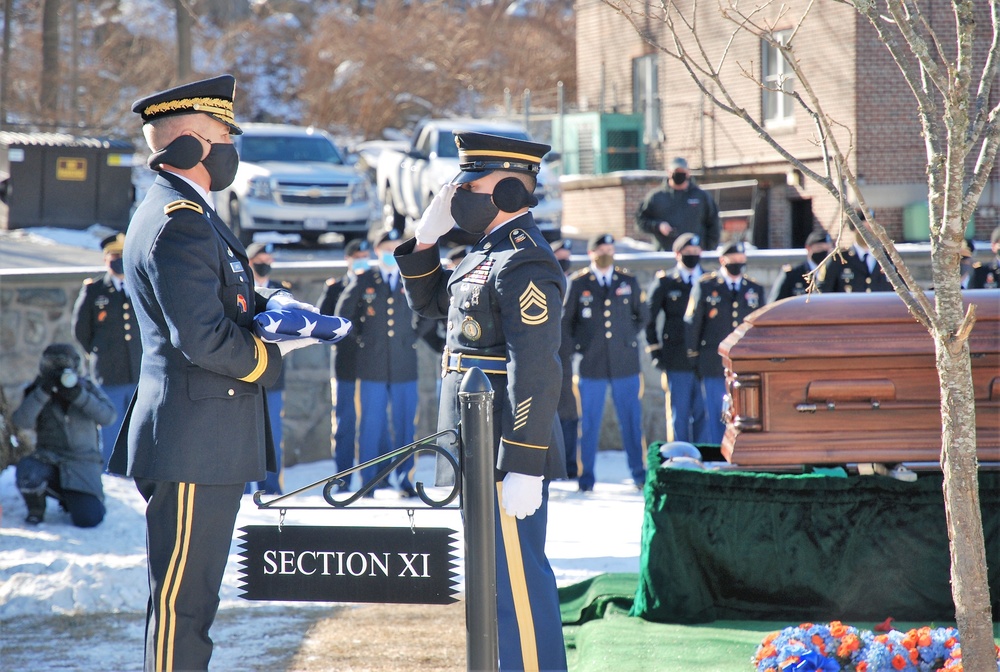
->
[519, 281, 548, 325]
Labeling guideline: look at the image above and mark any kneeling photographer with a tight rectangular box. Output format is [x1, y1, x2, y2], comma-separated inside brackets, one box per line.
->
[12, 344, 115, 527]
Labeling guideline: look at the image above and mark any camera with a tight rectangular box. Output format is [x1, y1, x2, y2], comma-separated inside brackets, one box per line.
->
[59, 369, 78, 388]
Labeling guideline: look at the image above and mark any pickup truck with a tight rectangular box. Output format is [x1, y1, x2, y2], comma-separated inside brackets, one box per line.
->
[375, 118, 562, 242]
[214, 123, 373, 245]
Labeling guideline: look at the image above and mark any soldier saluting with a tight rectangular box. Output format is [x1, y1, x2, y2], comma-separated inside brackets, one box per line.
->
[395, 132, 568, 672]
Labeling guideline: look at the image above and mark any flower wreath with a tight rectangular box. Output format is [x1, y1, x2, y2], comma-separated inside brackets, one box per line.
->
[752, 622, 1000, 672]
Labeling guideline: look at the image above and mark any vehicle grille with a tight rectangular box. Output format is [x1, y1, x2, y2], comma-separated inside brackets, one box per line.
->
[275, 181, 351, 206]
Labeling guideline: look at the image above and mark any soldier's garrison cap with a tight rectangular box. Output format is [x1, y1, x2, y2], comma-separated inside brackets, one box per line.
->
[375, 228, 402, 247]
[452, 131, 551, 185]
[719, 241, 746, 256]
[588, 233, 615, 251]
[100, 232, 125, 255]
[672, 233, 701, 254]
[805, 231, 832, 247]
[132, 74, 242, 135]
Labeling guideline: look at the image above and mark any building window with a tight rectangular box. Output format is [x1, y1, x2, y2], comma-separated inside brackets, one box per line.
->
[762, 30, 795, 126]
[633, 54, 662, 145]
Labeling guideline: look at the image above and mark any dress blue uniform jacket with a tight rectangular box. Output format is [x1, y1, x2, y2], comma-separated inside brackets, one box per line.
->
[73, 273, 142, 386]
[318, 273, 359, 381]
[684, 272, 765, 379]
[334, 269, 419, 383]
[395, 214, 567, 481]
[563, 267, 648, 379]
[109, 171, 284, 484]
[645, 267, 699, 372]
[970, 259, 999, 288]
[768, 260, 816, 303]
[818, 247, 893, 293]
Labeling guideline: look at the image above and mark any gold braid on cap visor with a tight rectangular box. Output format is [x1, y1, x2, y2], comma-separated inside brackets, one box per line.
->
[143, 97, 236, 124]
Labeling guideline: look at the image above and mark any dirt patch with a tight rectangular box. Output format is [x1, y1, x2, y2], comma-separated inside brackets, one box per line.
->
[287, 602, 467, 671]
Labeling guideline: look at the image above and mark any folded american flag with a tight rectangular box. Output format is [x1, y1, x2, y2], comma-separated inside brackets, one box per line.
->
[253, 309, 353, 344]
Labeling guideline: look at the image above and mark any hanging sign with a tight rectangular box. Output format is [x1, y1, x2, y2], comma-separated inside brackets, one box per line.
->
[237, 525, 460, 605]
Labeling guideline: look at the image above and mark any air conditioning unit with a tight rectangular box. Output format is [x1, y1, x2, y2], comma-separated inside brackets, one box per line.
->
[552, 112, 646, 175]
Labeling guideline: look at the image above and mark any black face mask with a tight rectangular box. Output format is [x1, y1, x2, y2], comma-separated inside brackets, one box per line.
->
[680, 254, 700, 270]
[671, 171, 688, 187]
[810, 251, 827, 266]
[724, 263, 745, 277]
[109, 258, 125, 275]
[450, 188, 498, 235]
[251, 262, 272, 277]
[202, 142, 240, 191]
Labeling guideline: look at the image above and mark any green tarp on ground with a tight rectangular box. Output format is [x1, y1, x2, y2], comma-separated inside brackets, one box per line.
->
[631, 443, 1000, 623]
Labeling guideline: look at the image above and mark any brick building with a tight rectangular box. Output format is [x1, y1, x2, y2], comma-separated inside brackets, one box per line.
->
[568, 0, 999, 249]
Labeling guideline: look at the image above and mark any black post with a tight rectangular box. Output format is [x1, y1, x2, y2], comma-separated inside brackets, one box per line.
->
[458, 367, 498, 672]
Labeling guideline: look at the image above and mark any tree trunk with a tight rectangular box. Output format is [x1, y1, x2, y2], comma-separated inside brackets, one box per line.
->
[175, 0, 193, 81]
[40, 0, 61, 121]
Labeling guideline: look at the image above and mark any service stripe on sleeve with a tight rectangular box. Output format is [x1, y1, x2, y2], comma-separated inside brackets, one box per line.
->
[238, 335, 269, 383]
[496, 482, 540, 672]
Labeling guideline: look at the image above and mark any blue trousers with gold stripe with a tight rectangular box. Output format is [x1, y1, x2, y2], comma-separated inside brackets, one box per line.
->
[495, 480, 567, 672]
[136, 478, 244, 672]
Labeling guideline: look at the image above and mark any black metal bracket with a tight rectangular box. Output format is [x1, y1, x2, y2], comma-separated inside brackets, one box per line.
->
[252, 429, 461, 511]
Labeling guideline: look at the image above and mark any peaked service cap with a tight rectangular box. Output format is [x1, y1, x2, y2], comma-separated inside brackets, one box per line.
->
[132, 74, 242, 135]
[451, 131, 550, 185]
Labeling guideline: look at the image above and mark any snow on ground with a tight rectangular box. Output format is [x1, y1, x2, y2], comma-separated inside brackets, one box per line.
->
[0, 450, 644, 669]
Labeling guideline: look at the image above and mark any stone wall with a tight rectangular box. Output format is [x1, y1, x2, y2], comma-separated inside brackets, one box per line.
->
[0, 247, 968, 470]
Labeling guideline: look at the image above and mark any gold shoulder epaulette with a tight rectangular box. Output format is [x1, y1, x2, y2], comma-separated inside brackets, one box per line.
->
[164, 199, 204, 215]
[569, 268, 589, 281]
[781, 264, 793, 272]
[655, 269, 666, 278]
[83, 277, 96, 285]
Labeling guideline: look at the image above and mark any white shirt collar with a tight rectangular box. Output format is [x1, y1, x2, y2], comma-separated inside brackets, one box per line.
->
[162, 170, 213, 208]
[678, 265, 701, 283]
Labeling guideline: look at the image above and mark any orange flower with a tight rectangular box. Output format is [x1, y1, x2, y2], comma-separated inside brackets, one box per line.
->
[945, 637, 957, 648]
[811, 634, 827, 655]
[918, 632, 932, 647]
[837, 634, 860, 657]
[909, 648, 919, 663]
[763, 631, 779, 646]
[759, 644, 776, 660]
[830, 621, 847, 638]
[857, 663, 868, 672]
[800, 623, 814, 630]
[892, 653, 907, 670]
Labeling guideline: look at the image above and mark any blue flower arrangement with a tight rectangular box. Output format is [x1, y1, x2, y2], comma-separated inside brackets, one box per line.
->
[752, 623, 999, 672]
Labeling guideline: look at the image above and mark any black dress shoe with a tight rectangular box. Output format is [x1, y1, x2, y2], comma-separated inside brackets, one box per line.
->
[399, 485, 418, 499]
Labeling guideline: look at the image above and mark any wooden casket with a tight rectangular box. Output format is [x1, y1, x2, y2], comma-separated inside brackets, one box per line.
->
[719, 289, 1000, 466]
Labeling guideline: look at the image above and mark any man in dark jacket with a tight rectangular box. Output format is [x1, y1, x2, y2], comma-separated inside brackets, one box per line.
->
[13, 344, 115, 527]
[636, 157, 720, 252]
[970, 226, 1000, 288]
[335, 229, 420, 496]
[72, 232, 141, 469]
[563, 233, 649, 491]
[395, 131, 567, 672]
[110, 75, 321, 672]
[645, 233, 708, 444]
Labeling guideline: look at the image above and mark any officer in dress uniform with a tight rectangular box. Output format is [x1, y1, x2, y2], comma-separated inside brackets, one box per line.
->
[644, 233, 709, 444]
[395, 131, 568, 672]
[72, 232, 141, 469]
[563, 233, 648, 491]
[970, 226, 1000, 289]
[768, 230, 833, 303]
[318, 238, 379, 486]
[685, 241, 765, 444]
[335, 229, 420, 497]
[109, 75, 321, 672]
[818, 217, 893, 293]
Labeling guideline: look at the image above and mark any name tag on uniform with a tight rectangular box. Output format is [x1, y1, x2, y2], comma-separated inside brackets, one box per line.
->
[230, 261, 244, 273]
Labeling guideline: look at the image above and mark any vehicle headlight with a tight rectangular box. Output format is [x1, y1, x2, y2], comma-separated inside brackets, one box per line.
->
[348, 180, 368, 204]
[247, 177, 273, 200]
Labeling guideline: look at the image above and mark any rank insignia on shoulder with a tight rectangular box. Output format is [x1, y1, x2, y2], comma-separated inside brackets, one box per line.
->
[163, 199, 204, 215]
[519, 281, 548, 325]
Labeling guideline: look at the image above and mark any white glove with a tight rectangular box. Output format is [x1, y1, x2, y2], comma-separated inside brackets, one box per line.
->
[501, 472, 544, 519]
[267, 292, 319, 314]
[415, 184, 458, 245]
[275, 337, 321, 356]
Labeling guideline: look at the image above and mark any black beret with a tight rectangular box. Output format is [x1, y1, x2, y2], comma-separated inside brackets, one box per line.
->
[805, 231, 832, 247]
[672, 233, 701, 254]
[132, 74, 242, 135]
[588, 233, 615, 251]
[452, 131, 551, 185]
[375, 229, 402, 247]
[344, 238, 370, 256]
[719, 240, 746, 256]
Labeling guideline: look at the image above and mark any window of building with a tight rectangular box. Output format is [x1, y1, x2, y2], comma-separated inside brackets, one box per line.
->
[762, 30, 795, 127]
[633, 54, 662, 145]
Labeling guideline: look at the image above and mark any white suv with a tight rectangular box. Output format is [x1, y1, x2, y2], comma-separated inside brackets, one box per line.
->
[214, 123, 373, 245]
